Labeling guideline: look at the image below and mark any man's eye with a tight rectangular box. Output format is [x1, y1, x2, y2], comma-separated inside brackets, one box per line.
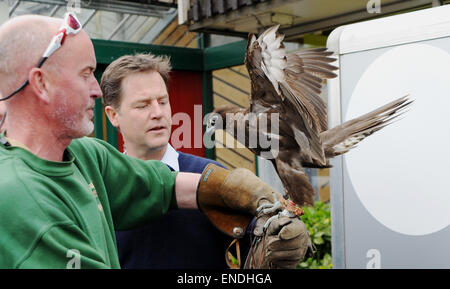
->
[136, 104, 148, 109]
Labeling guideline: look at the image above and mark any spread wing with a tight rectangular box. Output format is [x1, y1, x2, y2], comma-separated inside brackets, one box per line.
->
[240, 25, 410, 207]
[245, 25, 337, 166]
[284, 48, 337, 133]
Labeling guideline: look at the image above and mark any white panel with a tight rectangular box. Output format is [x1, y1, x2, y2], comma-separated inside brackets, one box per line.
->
[328, 5, 450, 55]
[344, 43, 450, 236]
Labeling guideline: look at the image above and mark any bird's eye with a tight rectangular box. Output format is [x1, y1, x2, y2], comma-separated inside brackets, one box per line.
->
[210, 115, 218, 127]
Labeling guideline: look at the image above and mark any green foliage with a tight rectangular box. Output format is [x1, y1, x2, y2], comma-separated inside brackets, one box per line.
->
[298, 201, 332, 269]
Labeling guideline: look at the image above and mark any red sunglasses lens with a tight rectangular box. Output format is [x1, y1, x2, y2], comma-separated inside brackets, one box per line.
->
[68, 14, 80, 30]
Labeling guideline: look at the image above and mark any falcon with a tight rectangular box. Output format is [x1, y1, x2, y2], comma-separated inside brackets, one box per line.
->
[206, 25, 412, 208]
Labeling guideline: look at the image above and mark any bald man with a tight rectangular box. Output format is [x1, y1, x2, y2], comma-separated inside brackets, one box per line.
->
[0, 13, 287, 269]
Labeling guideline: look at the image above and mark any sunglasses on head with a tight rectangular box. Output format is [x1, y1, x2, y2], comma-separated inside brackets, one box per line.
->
[0, 12, 82, 102]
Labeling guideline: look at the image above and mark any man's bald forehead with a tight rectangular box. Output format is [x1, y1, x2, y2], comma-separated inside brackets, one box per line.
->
[0, 14, 61, 35]
[0, 14, 62, 67]
[0, 15, 64, 94]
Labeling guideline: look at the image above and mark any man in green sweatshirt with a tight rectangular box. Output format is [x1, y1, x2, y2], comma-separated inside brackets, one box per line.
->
[0, 13, 284, 268]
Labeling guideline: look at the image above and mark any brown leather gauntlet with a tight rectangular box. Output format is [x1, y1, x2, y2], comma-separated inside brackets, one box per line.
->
[196, 163, 280, 238]
[245, 215, 312, 269]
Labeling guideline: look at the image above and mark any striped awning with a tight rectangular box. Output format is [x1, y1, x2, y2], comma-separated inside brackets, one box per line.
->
[184, 0, 447, 40]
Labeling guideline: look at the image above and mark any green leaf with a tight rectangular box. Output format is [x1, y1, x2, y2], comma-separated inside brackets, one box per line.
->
[297, 201, 332, 269]
[313, 236, 324, 245]
[315, 231, 324, 237]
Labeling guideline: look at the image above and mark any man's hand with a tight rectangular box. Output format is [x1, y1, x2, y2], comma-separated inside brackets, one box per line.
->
[246, 216, 312, 269]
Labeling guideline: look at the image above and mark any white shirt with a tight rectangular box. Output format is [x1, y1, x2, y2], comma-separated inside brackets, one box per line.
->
[123, 143, 180, 172]
[160, 144, 180, 172]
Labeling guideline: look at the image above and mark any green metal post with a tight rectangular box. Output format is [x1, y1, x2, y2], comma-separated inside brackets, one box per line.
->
[93, 69, 104, 141]
[202, 70, 215, 160]
[106, 118, 118, 149]
[199, 33, 215, 160]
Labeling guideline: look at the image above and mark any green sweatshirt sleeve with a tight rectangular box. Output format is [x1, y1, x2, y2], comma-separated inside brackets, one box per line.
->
[19, 223, 111, 269]
[69, 137, 179, 230]
[103, 155, 179, 230]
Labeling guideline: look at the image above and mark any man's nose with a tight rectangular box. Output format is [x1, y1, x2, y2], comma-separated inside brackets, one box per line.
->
[90, 77, 103, 100]
[149, 101, 163, 119]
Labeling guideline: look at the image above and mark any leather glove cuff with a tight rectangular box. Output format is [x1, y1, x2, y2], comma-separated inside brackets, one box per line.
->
[196, 163, 278, 238]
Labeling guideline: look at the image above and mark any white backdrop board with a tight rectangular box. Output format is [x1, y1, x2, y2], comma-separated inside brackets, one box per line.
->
[327, 5, 450, 269]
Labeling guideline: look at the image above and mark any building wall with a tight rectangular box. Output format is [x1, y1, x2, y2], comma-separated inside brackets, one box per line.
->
[212, 64, 256, 173]
[152, 19, 199, 48]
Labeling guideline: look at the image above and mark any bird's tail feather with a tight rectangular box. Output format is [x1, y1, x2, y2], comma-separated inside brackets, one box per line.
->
[321, 94, 413, 158]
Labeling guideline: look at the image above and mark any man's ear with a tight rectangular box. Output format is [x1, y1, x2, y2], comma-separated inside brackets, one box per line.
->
[28, 68, 50, 104]
[105, 105, 120, 129]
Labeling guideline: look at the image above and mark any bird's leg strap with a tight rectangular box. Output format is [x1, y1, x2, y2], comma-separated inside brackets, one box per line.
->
[245, 214, 269, 269]
[256, 193, 304, 218]
[279, 195, 304, 217]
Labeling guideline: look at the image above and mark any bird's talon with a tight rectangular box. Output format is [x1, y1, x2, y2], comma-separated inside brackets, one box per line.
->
[261, 201, 282, 215]
[256, 203, 275, 214]
[280, 208, 295, 218]
[263, 214, 280, 231]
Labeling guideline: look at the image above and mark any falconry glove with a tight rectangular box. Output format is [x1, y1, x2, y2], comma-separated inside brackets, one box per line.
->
[196, 163, 282, 238]
[245, 215, 312, 269]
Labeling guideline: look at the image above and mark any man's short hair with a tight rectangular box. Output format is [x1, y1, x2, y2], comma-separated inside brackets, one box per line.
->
[101, 53, 171, 108]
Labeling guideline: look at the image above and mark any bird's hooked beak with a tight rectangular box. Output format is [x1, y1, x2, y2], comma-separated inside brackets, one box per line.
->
[245, 34, 257, 67]
[205, 113, 222, 135]
[248, 33, 257, 47]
